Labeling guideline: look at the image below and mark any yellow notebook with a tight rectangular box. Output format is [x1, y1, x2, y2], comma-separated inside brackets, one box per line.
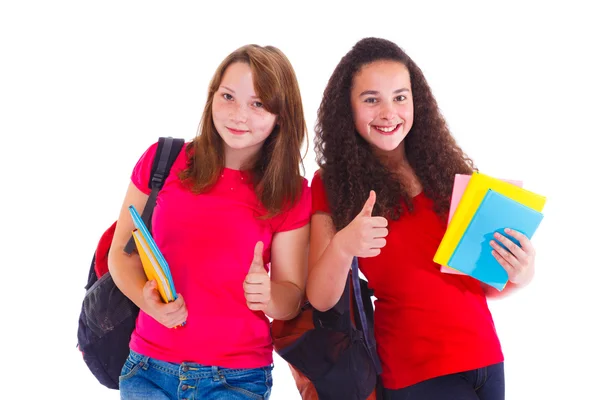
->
[433, 172, 547, 266]
[132, 230, 175, 303]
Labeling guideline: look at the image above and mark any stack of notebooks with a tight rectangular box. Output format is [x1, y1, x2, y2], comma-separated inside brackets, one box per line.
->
[434, 172, 547, 291]
[129, 205, 177, 303]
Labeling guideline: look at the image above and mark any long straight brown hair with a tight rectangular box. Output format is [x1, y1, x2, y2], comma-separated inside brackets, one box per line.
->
[179, 44, 307, 216]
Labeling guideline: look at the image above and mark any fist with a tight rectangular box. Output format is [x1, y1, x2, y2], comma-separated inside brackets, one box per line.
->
[339, 190, 388, 258]
[244, 241, 271, 311]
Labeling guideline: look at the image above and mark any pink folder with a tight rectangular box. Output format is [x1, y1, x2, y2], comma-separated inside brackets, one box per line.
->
[440, 174, 523, 274]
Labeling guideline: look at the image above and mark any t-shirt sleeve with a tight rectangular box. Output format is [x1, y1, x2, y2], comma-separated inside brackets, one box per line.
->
[130, 142, 160, 195]
[272, 178, 312, 233]
[310, 170, 331, 214]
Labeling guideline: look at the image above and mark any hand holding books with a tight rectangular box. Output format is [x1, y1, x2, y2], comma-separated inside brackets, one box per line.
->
[142, 280, 188, 329]
[434, 172, 546, 291]
[490, 228, 536, 287]
[129, 205, 187, 328]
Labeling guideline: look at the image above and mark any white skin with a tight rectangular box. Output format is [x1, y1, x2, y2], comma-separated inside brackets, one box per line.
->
[212, 61, 278, 170]
[108, 62, 308, 327]
[307, 60, 536, 311]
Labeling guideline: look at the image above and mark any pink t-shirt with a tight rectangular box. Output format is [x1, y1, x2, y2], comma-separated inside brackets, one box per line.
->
[129, 142, 311, 368]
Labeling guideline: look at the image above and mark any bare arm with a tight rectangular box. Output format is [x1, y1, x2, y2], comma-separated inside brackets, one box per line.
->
[307, 191, 388, 312]
[107, 182, 187, 328]
[306, 212, 355, 311]
[266, 225, 310, 320]
[107, 182, 151, 309]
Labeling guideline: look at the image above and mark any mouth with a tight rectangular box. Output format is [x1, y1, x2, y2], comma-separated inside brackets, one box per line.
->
[372, 123, 401, 136]
[226, 127, 249, 135]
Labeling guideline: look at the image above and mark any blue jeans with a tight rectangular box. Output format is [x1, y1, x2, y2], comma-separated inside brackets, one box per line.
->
[119, 350, 273, 400]
[383, 362, 505, 400]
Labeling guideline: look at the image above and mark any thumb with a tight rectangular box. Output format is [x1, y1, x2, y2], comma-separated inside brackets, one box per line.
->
[360, 190, 376, 217]
[249, 241, 265, 273]
[144, 280, 161, 301]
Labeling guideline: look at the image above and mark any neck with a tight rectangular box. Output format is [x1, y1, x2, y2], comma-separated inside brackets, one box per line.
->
[374, 142, 422, 196]
[374, 141, 409, 171]
[223, 143, 262, 170]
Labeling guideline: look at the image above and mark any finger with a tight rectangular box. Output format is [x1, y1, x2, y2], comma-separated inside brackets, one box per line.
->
[493, 232, 527, 261]
[245, 272, 269, 285]
[245, 293, 269, 303]
[249, 241, 265, 273]
[244, 279, 267, 292]
[165, 293, 186, 311]
[361, 248, 381, 258]
[490, 240, 520, 269]
[371, 238, 387, 249]
[167, 307, 188, 327]
[143, 280, 161, 302]
[371, 216, 388, 228]
[492, 249, 517, 276]
[247, 302, 268, 311]
[360, 190, 376, 217]
[372, 227, 389, 238]
[504, 228, 535, 255]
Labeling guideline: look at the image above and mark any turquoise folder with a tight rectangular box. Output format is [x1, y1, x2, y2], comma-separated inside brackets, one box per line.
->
[128, 205, 177, 297]
[447, 189, 544, 291]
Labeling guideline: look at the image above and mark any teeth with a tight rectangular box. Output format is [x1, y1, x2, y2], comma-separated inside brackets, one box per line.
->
[375, 125, 397, 133]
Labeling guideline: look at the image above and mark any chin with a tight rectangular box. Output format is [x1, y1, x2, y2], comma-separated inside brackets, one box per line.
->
[371, 140, 402, 153]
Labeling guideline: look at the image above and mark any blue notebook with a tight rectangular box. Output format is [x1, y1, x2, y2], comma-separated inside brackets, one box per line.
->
[447, 189, 544, 291]
[128, 206, 177, 297]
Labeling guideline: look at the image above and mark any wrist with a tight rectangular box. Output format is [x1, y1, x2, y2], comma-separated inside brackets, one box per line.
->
[332, 230, 352, 258]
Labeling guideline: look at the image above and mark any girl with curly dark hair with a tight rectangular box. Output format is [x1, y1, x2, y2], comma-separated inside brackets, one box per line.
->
[306, 38, 537, 399]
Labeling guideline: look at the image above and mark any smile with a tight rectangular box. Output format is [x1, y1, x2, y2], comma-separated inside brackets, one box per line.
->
[226, 127, 249, 135]
[372, 124, 401, 135]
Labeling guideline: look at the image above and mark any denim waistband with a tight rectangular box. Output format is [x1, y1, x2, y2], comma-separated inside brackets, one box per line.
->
[127, 350, 273, 380]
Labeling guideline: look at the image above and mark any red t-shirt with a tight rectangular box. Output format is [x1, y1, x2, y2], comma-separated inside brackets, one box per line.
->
[129, 142, 311, 368]
[311, 172, 503, 389]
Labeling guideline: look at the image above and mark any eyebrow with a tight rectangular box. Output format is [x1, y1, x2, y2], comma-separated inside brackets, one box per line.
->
[359, 88, 410, 96]
[220, 85, 260, 99]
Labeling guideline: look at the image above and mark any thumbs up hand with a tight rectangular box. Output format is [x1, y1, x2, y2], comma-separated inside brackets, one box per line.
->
[337, 191, 388, 258]
[244, 241, 271, 312]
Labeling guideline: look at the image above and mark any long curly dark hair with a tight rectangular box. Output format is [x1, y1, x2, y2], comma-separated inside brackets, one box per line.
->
[315, 37, 476, 231]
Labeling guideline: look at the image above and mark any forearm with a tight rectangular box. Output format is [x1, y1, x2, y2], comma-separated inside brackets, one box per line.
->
[306, 234, 354, 312]
[266, 280, 303, 320]
[108, 250, 149, 310]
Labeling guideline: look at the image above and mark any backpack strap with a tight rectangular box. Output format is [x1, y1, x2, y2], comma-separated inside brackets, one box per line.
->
[351, 257, 383, 374]
[124, 137, 186, 254]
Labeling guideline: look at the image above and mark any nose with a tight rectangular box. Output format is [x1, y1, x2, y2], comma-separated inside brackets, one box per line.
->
[230, 103, 248, 123]
[378, 102, 395, 121]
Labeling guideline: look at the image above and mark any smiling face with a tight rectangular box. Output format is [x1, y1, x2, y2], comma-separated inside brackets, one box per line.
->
[211, 61, 277, 168]
[350, 60, 414, 153]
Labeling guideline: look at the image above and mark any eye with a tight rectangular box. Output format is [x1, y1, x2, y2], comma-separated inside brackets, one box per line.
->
[395, 95, 407, 102]
[222, 93, 234, 101]
[364, 97, 378, 104]
[252, 101, 264, 108]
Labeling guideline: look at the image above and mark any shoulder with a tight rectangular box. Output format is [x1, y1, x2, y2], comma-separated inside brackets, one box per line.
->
[310, 169, 324, 188]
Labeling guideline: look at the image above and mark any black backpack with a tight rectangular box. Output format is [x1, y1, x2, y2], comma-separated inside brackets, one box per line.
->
[272, 257, 383, 400]
[77, 137, 185, 390]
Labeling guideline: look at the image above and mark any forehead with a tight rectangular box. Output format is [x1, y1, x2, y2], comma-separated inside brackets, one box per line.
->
[221, 62, 255, 88]
[352, 60, 410, 91]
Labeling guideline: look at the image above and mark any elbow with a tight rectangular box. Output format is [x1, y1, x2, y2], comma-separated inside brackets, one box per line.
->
[306, 286, 336, 312]
[107, 247, 123, 278]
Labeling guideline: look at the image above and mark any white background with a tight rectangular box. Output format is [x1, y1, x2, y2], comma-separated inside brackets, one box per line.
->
[1, 1, 599, 398]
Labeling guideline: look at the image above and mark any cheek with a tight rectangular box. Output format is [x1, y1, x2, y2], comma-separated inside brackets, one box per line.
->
[353, 107, 374, 134]
[401, 106, 414, 127]
[212, 101, 226, 122]
[250, 113, 276, 135]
